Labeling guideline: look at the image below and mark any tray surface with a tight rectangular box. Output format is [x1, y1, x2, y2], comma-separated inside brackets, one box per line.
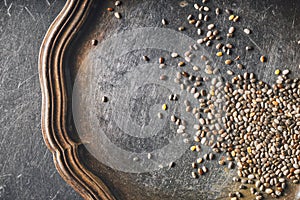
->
[39, 0, 300, 199]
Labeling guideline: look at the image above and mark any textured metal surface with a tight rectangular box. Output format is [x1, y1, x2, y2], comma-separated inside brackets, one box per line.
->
[0, 1, 81, 199]
[1, 0, 300, 199]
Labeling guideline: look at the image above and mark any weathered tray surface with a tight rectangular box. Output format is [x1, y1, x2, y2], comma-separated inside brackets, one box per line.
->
[39, 0, 300, 199]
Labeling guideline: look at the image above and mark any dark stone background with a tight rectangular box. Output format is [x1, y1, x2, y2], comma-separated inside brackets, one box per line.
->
[0, 0, 81, 199]
[0, 0, 300, 199]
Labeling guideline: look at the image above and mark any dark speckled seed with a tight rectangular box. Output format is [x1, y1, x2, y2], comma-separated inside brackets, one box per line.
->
[91, 39, 98, 46]
[102, 96, 108, 102]
[143, 55, 149, 61]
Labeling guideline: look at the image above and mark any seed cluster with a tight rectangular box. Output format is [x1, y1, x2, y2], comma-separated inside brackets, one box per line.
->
[154, 1, 299, 199]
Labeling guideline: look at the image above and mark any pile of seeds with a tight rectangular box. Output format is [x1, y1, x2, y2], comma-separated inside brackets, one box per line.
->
[158, 1, 300, 200]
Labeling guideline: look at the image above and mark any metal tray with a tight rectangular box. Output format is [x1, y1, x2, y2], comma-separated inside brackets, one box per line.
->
[39, 0, 300, 199]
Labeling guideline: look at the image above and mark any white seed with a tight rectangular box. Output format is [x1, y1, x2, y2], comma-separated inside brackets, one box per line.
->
[157, 112, 163, 119]
[171, 52, 178, 58]
[197, 29, 202, 35]
[208, 24, 215, 30]
[160, 75, 167, 80]
[204, 15, 209, 21]
[282, 69, 290, 75]
[159, 64, 166, 69]
[193, 66, 199, 71]
[215, 8, 220, 15]
[243, 28, 251, 34]
[162, 19, 167, 25]
[194, 3, 200, 10]
[265, 188, 273, 194]
[147, 153, 152, 159]
[187, 14, 193, 20]
[294, 169, 300, 174]
[114, 12, 121, 19]
[227, 70, 234, 75]
[248, 174, 255, 179]
[229, 27, 235, 34]
[197, 39, 204, 44]
[133, 157, 139, 162]
[203, 6, 210, 11]
[198, 13, 203, 20]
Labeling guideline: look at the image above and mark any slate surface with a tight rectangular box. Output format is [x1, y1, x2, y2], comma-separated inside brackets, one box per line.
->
[0, 0, 300, 199]
[0, 1, 81, 199]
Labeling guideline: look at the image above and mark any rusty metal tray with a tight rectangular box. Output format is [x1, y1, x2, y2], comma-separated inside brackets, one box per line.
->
[39, 0, 300, 199]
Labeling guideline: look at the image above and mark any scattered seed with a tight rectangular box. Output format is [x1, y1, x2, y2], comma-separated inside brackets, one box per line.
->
[157, 112, 163, 119]
[162, 104, 168, 110]
[171, 53, 179, 58]
[243, 28, 251, 34]
[159, 57, 165, 64]
[162, 19, 167, 25]
[168, 162, 175, 168]
[114, 12, 121, 19]
[215, 8, 220, 15]
[228, 27, 235, 34]
[143, 56, 150, 61]
[107, 7, 114, 12]
[192, 172, 198, 178]
[159, 64, 166, 69]
[203, 6, 210, 11]
[178, 26, 185, 31]
[216, 52, 223, 57]
[229, 15, 235, 21]
[225, 60, 232, 65]
[237, 64, 243, 69]
[260, 55, 266, 63]
[282, 69, 290, 75]
[204, 15, 209, 21]
[227, 70, 234, 75]
[275, 69, 281, 75]
[190, 146, 196, 151]
[115, 1, 121, 6]
[208, 24, 215, 30]
[102, 96, 108, 102]
[91, 39, 98, 46]
[246, 46, 253, 51]
[233, 16, 239, 22]
[178, 61, 185, 67]
[133, 157, 139, 162]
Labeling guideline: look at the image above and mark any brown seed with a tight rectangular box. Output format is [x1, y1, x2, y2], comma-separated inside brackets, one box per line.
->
[107, 7, 114, 12]
[178, 26, 185, 31]
[198, 168, 204, 175]
[225, 60, 232, 65]
[260, 55, 266, 63]
[178, 61, 185, 67]
[159, 57, 165, 64]
[189, 19, 196, 24]
[181, 71, 189, 77]
[237, 64, 243, 69]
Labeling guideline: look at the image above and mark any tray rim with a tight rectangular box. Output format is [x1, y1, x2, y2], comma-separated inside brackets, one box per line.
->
[38, 0, 115, 199]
